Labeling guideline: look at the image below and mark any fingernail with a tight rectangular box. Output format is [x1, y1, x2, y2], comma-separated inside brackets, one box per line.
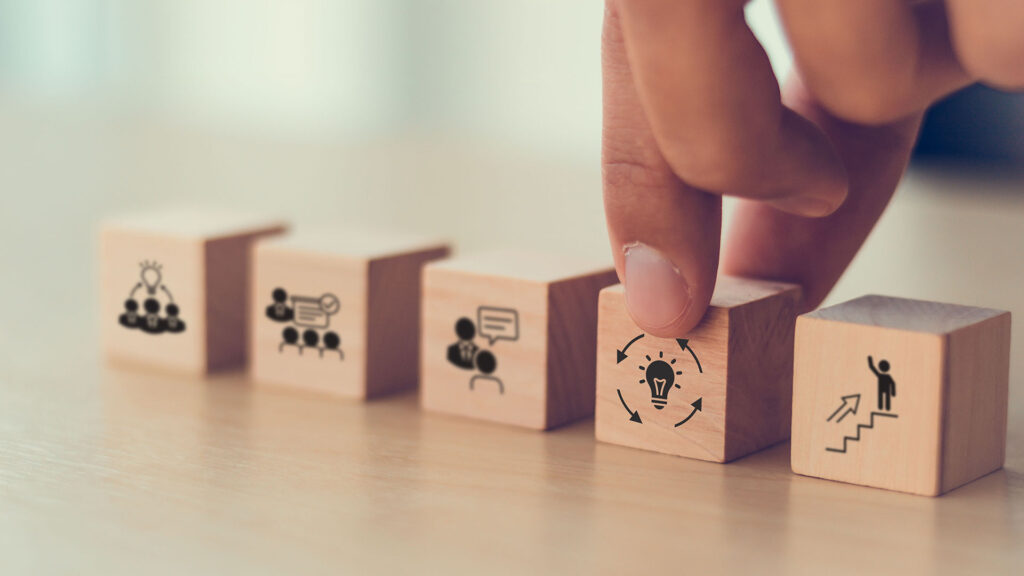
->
[624, 243, 691, 331]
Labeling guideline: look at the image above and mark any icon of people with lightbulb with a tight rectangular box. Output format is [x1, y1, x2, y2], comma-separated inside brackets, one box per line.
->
[119, 260, 186, 336]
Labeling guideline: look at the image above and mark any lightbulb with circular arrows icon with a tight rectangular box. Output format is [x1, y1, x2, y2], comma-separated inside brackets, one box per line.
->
[638, 351, 682, 410]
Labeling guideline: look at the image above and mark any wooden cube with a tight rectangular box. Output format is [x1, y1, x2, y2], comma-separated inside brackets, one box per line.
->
[595, 278, 801, 462]
[420, 251, 617, 430]
[100, 211, 287, 374]
[791, 295, 1011, 496]
[251, 230, 449, 398]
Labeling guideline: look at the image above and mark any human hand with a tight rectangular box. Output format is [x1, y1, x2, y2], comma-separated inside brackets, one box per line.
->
[602, 0, 1023, 337]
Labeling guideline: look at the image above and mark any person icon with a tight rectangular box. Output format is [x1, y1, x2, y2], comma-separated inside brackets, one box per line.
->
[280, 327, 299, 352]
[868, 356, 896, 411]
[322, 331, 344, 360]
[301, 329, 319, 355]
[266, 288, 294, 322]
[164, 303, 186, 333]
[139, 298, 166, 334]
[119, 299, 140, 329]
[447, 317, 478, 369]
[469, 350, 504, 394]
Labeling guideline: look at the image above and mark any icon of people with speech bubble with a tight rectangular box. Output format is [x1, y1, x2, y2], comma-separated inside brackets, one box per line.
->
[447, 306, 520, 394]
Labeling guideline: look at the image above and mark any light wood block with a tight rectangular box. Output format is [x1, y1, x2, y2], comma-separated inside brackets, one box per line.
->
[251, 230, 449, 398]
[420, 251, 617, 430]
[791, 295, 1011, 496]
[100, 211, 287, 374]
[595, 278, 801, 462]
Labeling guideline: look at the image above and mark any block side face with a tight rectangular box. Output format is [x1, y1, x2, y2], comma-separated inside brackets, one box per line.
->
[100, 227, 206, 374]
[420, 267, 549, 429]
[722, 286, 800, 460]
[204, 229, 283, 371]
[791, 317, 944, 495]
[544, 269, 618, 429]
[250, 247, 369, 398]
[595, 287, 728, 462]
[940, 312, 1011, 493]
[365, 247, 450, 397]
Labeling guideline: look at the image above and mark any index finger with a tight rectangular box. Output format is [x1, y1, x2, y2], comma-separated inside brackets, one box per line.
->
[617, 0, 848, 216]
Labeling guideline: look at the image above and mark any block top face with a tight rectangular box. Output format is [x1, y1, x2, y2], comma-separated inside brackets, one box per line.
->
[600, 275, 799, 310]
[103, 210, 286, 240]
[426, 250, 614, 284]
[260, 229, 449, 261]
[803, 294, 1008, 335]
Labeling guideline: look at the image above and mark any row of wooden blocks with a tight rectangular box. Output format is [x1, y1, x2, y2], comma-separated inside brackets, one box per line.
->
[99, 213, 1011, 496]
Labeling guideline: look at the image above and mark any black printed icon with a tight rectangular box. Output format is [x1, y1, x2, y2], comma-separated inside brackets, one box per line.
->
[826, 394, 861, 424]
[447, 318, 479, 369]
[470, 350, 503, 394]
[825, 356, 899, 453]
[447, 306, 519, 394]
[119, 260, 186, 335]
[266, 288, 343, 360]
[638, 351, 682, 410]
[266, 288, 294, 322]
[615, 335, 702, 426]
[868, 356, 896, 411]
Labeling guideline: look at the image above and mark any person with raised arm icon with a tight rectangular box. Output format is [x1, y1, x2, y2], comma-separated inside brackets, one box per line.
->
[868, 356, 896, 411]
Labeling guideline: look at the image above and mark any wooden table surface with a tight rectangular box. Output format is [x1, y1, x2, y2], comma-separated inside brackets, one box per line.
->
[1, 104, 1022, 574]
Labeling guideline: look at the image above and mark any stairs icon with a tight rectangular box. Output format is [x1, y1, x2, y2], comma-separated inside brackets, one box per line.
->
[826, 411, 899, 453]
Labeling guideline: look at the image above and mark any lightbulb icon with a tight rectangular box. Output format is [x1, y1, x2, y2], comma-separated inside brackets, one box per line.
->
[638, 351, 683, 410]
[140, 261, 163, 295]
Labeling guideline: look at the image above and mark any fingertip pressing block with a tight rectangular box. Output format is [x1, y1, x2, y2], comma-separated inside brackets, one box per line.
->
[251, 229, 449, 398]
[595, 277, 802, 463]
[100, 211, 287, 374]
[791, 295, 1011, 496]
[420, 251, 618, 430]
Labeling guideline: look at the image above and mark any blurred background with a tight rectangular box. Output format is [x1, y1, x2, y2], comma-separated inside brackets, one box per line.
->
[0, 0, 1022, 381]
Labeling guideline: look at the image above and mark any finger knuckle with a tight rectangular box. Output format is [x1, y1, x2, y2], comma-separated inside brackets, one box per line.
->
[664, 136, 764, 193]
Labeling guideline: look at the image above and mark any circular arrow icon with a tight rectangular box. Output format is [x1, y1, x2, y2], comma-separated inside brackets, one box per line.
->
[614, 334, 703, 427]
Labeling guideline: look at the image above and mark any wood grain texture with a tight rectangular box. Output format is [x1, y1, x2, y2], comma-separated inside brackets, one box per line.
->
[99, 214, 286, 374]
[595, 278, 801, 463]
[420, 251, 615, 430]
[792, 295, 1011, 496]
[250, 231, 448, 398]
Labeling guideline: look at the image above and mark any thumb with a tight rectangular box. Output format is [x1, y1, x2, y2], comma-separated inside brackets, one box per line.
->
[602, 3, 720, 338]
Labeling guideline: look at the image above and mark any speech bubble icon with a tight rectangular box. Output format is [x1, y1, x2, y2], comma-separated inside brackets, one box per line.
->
[477, 306, 519, 345]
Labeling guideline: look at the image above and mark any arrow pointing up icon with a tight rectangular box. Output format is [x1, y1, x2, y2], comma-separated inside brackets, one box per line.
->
[826, 394, 861, 423]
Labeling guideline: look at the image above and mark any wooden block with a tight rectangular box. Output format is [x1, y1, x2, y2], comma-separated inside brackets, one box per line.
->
[420, 251, 617, 430]
[100, 211, 287, 374]
[251, 229, 449, 398]
[595, 278, 801, 463]
[791, 295, 1011, 496]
